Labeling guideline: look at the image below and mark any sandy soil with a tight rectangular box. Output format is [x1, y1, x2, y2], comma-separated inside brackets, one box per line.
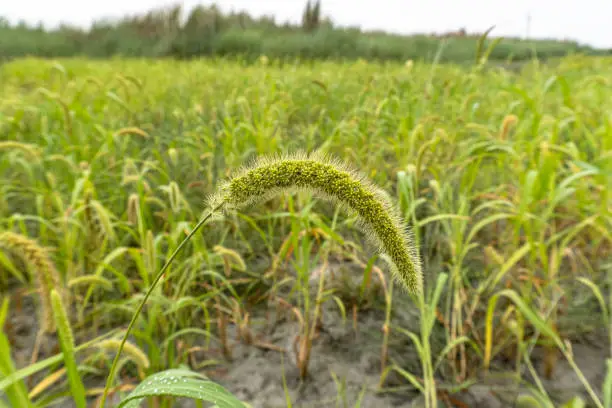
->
[3, 260, 609, 408]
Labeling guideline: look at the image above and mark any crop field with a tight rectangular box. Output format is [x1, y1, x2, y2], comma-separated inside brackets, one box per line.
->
[0, 55, 611, 408]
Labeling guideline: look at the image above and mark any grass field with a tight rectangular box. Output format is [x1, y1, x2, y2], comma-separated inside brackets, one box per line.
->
[0, 55, 611, 408]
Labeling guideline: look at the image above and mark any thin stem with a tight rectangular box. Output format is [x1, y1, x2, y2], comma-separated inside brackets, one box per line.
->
[562, 348, 604, 408]
[523, 350, 550, 402]
[607, 264, 612, 358]
[99, 207, 221, 408]
[419, 290, 436, 408]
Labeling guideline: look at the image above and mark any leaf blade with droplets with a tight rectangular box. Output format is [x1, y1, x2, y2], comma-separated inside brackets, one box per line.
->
[117, 368, 246, 408]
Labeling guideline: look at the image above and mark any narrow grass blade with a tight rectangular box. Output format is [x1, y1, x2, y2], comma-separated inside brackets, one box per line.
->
[485, 243, 533, 291]
[0, 329, 119, 391]
[603, 359, 612, 408]
[0, 332, 34, 408]
[50, 289, 86, 408]
[561, 396, 586, 408]
[485, 289, 561, 369]
[576, 277, 609, 325]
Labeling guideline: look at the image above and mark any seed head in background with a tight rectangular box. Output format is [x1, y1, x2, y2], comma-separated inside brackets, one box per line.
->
[0, 231, 66, 333]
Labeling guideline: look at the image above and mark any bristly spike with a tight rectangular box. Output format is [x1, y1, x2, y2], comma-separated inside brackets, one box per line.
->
[207, 151, 423, 294]
[0, 231, 66, 333]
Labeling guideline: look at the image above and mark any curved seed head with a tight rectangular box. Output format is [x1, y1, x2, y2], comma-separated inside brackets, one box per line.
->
[99, 339, 150, 370]
[50, 289, 75, 353]
[208, 152, 423, 294]
[0, 231, 65, 333]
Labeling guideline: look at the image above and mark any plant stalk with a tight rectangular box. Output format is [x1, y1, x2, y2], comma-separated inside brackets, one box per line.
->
[99, 206, 221, 408]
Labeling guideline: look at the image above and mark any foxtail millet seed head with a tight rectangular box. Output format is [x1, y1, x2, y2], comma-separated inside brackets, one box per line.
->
[499, 114, 518, 140]
[0, 231, 66, 333]
[0, 141, 41, 159]
[127, 193, 139, 225]
[208, 152, 423, 294]
[98, 339, 150, 370]
[50, 289, 75, 351]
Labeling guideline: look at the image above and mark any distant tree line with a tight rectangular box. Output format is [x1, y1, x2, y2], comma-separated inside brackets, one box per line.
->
[0, 2, 608, 63]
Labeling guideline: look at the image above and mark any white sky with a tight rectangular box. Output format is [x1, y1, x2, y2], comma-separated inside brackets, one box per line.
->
[3, 0, 611, 49]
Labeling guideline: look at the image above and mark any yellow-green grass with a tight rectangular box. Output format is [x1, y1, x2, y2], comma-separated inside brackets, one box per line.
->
[0, 55, 610, 407]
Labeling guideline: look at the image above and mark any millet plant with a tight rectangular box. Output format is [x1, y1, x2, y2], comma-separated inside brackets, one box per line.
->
[99, 152, 425, 407]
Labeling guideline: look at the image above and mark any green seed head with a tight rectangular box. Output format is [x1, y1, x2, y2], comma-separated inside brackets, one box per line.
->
[208, 152, 423, 294]
[50, 289, 75, 351]
[0, 141, 41, 159]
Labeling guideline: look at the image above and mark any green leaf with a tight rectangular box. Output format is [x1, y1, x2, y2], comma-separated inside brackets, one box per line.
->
[416, 213, 469, 227]
[499, 289, 562, 347]
[465, 213, 515, 247]
[576, 277, 609, 326]
[0, 330, 119, 391]
[0, 332, 33, 408]
[0, 298, 8, 327]
[330, 295, 347, 324]
[485, 289, 562, 369]
[83, 246, 131, 305]
[486, 243, 533, 290]
[425, 272, 448, 332]
[358, 255, 377, 299]
[382, 365, 424, 393]
[50, 290, 86, 408]
[0, 251, 26, 283]
[561, 396, 586, 408]
[118, 368, 246, 408]
[603, 359, 612, 408]
[433, 336, 471, 373]
[515, 394, 545, 408]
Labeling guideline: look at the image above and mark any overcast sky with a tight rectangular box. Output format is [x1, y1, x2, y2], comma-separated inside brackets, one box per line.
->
[3, 0, 611, 49]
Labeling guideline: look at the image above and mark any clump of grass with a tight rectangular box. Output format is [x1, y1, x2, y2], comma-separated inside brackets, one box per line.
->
[0, 231, 65, 333]
[209, 152, 423, 294]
